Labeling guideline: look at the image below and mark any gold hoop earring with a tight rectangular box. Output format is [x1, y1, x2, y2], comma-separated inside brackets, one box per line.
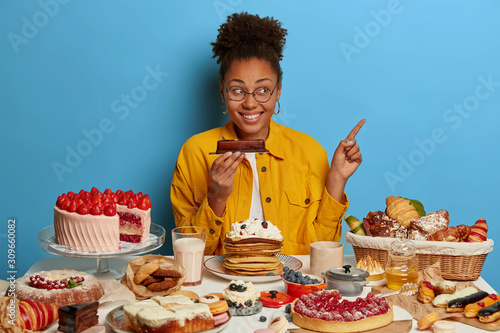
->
[274, 100, 280, 115]
[221, 99, 227, 114]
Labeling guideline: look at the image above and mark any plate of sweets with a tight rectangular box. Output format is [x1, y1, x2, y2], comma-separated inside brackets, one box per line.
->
[204, 219, 302, 282]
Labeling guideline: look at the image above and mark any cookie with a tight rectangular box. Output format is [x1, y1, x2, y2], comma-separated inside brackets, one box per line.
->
[133, 263, 160, 285]
[208, 300, 229, 315]
[152, 269, 182, 278]
[417, 312, 440, 330]
[146, 279, 178, 292]
[168, 289, 200, 300]
[141, 276, 163, 287]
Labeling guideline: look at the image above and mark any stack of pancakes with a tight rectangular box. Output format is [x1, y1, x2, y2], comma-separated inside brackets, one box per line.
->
[223, 220, 284, 276]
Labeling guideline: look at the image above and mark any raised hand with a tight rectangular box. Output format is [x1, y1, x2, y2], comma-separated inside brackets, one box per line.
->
[208, 151, 245, 216]
[327, 119, 365, 202]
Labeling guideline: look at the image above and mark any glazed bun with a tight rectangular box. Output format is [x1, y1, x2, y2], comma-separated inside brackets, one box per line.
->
[211, 12, 287, 80]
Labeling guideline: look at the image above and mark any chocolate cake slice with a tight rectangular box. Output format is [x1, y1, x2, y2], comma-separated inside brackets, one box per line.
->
[58, 302, 99, 333]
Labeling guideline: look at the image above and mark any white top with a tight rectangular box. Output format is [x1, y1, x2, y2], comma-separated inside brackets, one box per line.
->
[245, 153, 265, 221]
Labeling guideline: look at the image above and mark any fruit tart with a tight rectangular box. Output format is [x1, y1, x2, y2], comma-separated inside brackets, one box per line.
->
[291, 290, 393, 332]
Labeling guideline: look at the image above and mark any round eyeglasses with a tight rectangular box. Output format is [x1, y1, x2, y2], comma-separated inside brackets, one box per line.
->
[223, 81, 278, 103]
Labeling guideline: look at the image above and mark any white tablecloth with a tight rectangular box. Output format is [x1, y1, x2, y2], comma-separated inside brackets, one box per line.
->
[26, 255, 497, 333]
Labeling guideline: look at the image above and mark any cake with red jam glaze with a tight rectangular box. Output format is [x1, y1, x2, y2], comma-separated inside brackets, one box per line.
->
[54, 187, 152, 252]
[291, 290, 393, 332]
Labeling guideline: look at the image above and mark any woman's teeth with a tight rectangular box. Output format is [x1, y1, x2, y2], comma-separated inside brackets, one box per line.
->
[242, 113, 261, 120]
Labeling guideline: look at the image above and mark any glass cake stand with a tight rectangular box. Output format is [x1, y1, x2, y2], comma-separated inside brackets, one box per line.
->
[38, 223, 165, 279]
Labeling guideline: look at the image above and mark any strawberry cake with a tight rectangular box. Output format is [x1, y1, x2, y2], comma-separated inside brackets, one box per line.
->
[291, 290, 393, 332]
[54, 187, 152, 252]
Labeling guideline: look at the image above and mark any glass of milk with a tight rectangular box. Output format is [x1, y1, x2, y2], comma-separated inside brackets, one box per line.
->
[172, 226, 206, 286]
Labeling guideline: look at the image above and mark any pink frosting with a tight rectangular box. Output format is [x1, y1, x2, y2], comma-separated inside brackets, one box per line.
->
[116, 205, 151, 242]
[54, 207, 120, 252]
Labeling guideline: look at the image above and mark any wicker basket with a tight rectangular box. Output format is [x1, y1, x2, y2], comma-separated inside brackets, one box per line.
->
[345, 232, 494, 281]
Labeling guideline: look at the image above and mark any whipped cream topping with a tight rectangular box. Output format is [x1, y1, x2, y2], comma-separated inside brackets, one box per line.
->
[223, 280, 260, 306]
[227, 219, 284, 241]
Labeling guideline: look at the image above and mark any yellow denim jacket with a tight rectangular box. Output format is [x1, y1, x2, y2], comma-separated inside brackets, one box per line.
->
[171, 119, 348, 255]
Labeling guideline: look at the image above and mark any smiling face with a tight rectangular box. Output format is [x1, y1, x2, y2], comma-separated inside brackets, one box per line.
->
[221, 58, 282, 140]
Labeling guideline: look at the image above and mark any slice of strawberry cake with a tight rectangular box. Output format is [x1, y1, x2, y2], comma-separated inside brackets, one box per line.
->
[54, 187, 152, 253]
[115, 190, 152, 243]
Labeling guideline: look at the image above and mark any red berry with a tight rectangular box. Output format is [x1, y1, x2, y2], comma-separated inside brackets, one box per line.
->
[104, 204, 116, 216]
[79, 189, 87, 196]
[67, 201, 78, 213]
[104, 188, 113, 195]
[138, 198, 149, 210]
[76, 203, 90, 215]
[90, 187, 100, 195]
[90, 205, 102, 216]
[128, 199, 138, 209]
[118, 194, 128, 205]
[67, 191, 75, 198]
[56, 196, 66, 207]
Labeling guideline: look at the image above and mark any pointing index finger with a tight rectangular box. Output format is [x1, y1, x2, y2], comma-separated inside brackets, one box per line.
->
[346, 119, 366, 140]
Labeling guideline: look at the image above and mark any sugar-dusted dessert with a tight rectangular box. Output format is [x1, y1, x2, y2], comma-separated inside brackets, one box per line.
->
[54, 187, 152, 252]
[58, 302, 99, 333]
[223, 219, 284, 276]
[291, 290, 393, 332]
[123, 295, 214, 333]
[222, 280, 262, 316]
[215, 139, 268, 154]
[15, 269, 104, 308]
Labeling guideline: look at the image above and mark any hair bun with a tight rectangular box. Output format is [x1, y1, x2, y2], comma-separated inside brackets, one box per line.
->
[212, 12, 287, 64]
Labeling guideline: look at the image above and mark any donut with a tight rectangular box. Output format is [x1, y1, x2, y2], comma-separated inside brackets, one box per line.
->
[268, 316, 289, 333]
[208, 300, 229, 315]
[417, 312, 440, 330]
[199, 294, 220, 304]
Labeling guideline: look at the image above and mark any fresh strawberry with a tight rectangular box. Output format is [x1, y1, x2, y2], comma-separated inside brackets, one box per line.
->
[67, 201, 78, 213]
[60, 198, 71, 210]
[138, 198, 149, 210]
[90, 187, 100, 195]
[104, 203, 116, 216]
[79, 189, 87, 197]
[102, 197, 113, 207]
[76, 203, 90, 215]
[90, 204, 102, 216]
[67, 191, 75, 198]
[128, 198, 138, 209]
[117, 194, 128, 205]
[104, 188, 113, 195]
[143, 194, 152, 208]
[56, 196, 66, 207]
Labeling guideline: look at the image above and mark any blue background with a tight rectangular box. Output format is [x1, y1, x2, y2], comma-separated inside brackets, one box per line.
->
[1, 1, 499, 290]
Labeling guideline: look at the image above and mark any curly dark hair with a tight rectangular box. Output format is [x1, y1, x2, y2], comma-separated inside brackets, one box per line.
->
[211, 12, 287, 82]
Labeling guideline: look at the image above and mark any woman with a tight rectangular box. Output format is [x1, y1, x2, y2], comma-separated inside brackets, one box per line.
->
[171, 12, 364, 255]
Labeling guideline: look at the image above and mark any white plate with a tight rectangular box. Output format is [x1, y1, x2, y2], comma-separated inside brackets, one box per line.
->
[204, 254, 302, 283]
[106, 305, 231, 333]
[366, 278, 386, 287]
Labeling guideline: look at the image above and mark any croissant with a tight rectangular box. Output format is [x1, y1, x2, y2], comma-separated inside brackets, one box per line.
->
[466, 218, 488, 242]
[428, 227, 460, 242]
[385, 196, 423, 228]
[456, 224, 471, 242]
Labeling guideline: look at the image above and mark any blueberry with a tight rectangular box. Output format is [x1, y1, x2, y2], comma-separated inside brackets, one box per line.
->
[229, 283, 238, 291]
[267, 272, 275, 276]
[283, 267, 290, 272]
[296, 271, 302, 277]
[244, 300, 253, 307]
[236, 284, 247, 292]
[259, 316, 267, 322]
[285, 315, 292, 322]
[226, 300, 234, 307]
[261, 221, 268, 227]
[285, 304, 291, 313]
[312, 279, 319, 284]
[240, 224, 246, 229]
